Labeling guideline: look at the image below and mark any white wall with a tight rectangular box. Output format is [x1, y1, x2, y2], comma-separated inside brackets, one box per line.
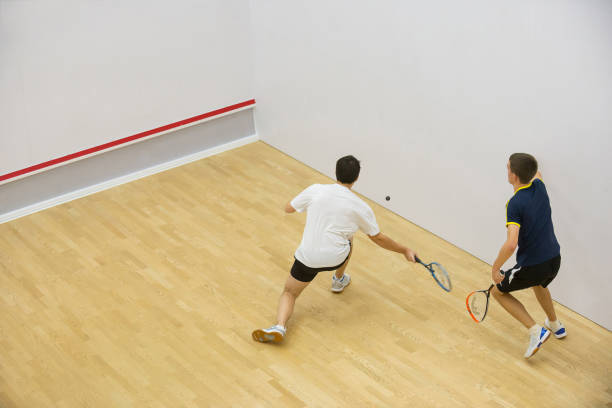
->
[251, 1, 612, 329]
[0, 0, 253, 176]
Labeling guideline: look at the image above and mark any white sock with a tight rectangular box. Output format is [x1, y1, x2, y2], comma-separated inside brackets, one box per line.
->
[529, 324, 542, 336]
[548, 319, 561, 331]
[275, 324, 286, 331]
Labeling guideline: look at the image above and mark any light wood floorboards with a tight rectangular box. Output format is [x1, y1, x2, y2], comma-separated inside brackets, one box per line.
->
[0, 141, 610, 407]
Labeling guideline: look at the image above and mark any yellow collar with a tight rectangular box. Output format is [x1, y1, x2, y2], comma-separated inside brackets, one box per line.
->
[513, 182, 533, 195]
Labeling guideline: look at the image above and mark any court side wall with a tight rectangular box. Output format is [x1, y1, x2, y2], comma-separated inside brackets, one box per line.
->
[0, 110, 256, 221]
[251, 1, 612, 329]
[0, 0, 253, 177]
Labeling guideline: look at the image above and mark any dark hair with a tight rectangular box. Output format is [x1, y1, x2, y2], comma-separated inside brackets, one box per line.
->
[509, 153, 538, 184]
[336, 155, 361, 184]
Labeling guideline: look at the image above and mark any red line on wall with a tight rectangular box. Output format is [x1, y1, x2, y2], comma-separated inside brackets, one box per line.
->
[0, 99, 256, 183]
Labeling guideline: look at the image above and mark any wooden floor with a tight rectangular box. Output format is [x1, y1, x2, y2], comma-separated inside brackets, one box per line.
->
[0, 141, 610, 407]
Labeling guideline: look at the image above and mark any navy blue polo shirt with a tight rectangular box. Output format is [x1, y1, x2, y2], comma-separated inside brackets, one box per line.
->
[506, 178, 560, 266]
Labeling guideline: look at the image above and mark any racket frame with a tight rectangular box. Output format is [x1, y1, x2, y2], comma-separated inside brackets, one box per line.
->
[466, 284, 494, 322]
[414, 256, 452, 292]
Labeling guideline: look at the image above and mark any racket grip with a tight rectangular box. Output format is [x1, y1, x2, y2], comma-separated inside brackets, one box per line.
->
[414, 256, 421, 264]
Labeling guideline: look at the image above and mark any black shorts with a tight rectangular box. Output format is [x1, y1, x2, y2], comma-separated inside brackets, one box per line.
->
[290, 244, 352, 283]
[496, 255, 561, 293]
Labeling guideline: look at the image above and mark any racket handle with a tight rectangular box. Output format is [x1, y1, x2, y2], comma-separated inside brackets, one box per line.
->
[414, 256, 422, 264]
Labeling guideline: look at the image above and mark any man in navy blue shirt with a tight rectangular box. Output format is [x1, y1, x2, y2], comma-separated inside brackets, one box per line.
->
[490, 153, 566, 358]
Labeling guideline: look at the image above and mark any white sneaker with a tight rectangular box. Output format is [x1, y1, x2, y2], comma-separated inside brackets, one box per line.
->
[544, 318, 567, 339]
[331, 273, 351, 293]
[252, 325, 286, 343]
[524, 327, 551, 358]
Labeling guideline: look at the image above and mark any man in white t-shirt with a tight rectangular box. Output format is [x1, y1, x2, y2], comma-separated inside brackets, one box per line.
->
[252, 155, 418, 343]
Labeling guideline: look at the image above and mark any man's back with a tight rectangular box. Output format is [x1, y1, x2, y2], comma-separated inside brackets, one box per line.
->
[506, 178, 560, 266]
[291, 184, 379, 268]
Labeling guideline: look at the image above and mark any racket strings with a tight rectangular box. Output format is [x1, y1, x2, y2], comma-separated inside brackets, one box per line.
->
[468, 292, 488, 321]
[431, 263, 451, 290]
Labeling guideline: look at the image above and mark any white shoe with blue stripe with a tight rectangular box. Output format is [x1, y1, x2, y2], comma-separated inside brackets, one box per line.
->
[544, 318, 567, 339]
[331, 273, 351, 293]
[524, 327, 551, 359]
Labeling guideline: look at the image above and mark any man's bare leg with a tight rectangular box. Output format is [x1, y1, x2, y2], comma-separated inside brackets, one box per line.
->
[491, 286, 536, 329]
[334, 239, 353, 279]
[277, 275, 310, 328]
[252, 275, 310, 343]
[532, 285, 557, 321]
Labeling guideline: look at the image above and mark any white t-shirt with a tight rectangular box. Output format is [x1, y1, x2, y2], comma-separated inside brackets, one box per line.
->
[290, 183, 380, 268]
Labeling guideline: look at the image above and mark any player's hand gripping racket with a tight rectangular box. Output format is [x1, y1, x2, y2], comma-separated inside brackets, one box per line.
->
[414, 256, 452, 292]
[466, 284, 494, 322]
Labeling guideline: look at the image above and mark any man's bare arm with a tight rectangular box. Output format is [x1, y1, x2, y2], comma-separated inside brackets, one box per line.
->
[491, 224, 519, 283]
[368, 232, 416, 262]
[284, 202, 296, 213]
